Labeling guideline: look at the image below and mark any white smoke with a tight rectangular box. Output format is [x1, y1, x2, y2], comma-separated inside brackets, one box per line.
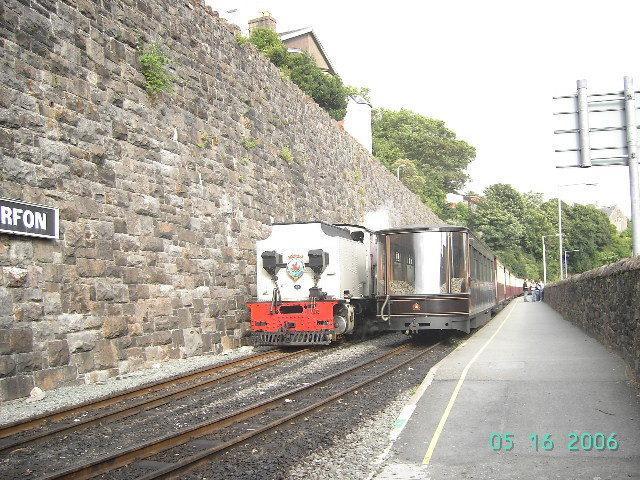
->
[364, 207, 390, 231]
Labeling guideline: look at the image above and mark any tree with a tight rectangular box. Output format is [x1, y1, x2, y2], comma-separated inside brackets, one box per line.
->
[463, 184, 626, 280]
[597, 225, 632, 264]
[372, 108, 475, 214]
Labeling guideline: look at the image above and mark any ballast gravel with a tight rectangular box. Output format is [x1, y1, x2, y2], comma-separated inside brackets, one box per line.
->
[183, 336, 457, 480]
[1, 333, 414, 480]
[285, 391, 412, 480]
[0, 346, 259, 427]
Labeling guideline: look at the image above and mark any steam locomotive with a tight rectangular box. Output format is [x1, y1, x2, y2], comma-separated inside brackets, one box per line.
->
[247, 222, 523, 346]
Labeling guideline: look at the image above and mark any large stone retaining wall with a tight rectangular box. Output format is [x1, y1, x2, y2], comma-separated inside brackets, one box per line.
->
[0, 0, 442, 400]
[544, 258, 640, 379]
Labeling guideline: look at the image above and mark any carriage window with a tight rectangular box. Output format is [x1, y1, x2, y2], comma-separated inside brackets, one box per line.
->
[450, 232, 467, 293]
[383, 231, 468, 295]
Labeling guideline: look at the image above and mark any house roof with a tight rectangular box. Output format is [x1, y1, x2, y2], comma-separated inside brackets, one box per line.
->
[278, 26, 336, 75]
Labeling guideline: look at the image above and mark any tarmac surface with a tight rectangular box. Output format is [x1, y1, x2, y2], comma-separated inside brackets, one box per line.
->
[374, 298, 640, 479]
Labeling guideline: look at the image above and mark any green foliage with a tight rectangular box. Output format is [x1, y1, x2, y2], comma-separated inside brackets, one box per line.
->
[345, 85, 372, 103]
[248, 27, 352, 120]
[235, 33, 249, 46]
[241, 137, 259, 150]
[465, 183, 631, 280]
[373, 108, 475, 215]
[138, 43, 173, 96]
[248, 28, 288, 67]
[597, 225, 632, 264]
[279, 146, 293, 164]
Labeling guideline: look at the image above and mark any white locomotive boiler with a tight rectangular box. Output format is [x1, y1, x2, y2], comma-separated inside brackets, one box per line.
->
[247, 222, 376, 345]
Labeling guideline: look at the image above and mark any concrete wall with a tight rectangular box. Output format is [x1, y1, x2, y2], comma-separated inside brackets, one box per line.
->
[0, 0, 442, 400]
[544, 258, 640, 379]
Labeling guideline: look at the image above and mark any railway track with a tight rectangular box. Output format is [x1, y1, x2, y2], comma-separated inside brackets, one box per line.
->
[39, 340, 441, 480]
[0, 349, 307, 453]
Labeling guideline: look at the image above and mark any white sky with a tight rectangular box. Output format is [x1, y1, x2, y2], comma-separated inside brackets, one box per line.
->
[211, 0, 640, 216]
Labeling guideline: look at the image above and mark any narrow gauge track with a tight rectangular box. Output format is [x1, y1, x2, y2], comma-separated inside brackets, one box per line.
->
[42, 340, 440, 480]
[0, 349, 307, 452]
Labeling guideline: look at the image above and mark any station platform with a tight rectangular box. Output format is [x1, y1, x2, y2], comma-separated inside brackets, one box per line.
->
[374, 298, 640, 479]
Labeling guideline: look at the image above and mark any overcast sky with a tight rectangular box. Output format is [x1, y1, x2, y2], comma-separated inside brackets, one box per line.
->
[211, 0, 640, 216]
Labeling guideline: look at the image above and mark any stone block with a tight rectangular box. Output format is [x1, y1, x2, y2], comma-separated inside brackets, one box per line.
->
[144, 345, 168, 362]
[94, 281, 129, 303]
[153, 330, 172, 345]
[181, 328, 203, 357]
[67, 330, 99, 353]
[0, 328, 33, 354]
[43, 292, 62, 316]
[0, 355, 16, 376]
[14, 302, 44, 321]
[93, 340, 117, 369]
[0, 375, 34, 401]
[14, 352, 43, 373]
[129, 284, 150, 300]
[0, 289, 13, 317]
[221, 335, 234, 352]
[46, 340, 70, 367]
[33, 365, 79, 391]
[4, 267, 28, 287]
[132, 194, 160, 217]
[129, 322, 143, 336]
[9, 242, 33, 263]
[84, 368, 117, 384]
[201, 317, 218, 333]
[102, 316, 128, 338]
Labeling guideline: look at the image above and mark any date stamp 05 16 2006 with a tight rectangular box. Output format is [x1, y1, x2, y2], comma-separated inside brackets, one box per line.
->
[489, 432, 620, 452]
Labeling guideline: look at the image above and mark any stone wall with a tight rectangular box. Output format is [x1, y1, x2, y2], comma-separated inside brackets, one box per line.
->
[0, 0, 442, 400]
[544, 258, 640, 379]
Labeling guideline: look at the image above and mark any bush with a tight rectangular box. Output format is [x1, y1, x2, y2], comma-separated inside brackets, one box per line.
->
[279, 146, 293, 164]
[138, 43, 173, 96]
[248, 27, 350, 121]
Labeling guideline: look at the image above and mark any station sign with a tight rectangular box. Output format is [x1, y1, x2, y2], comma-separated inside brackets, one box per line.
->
[0, 198, 59, 240]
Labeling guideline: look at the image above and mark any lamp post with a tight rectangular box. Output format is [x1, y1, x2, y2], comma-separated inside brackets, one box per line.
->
[396, 166, 401, 180]
[542, 236, 547, 283]
[542, 234, 562, 283]
[557, 183, 597, 279]
[564, 249, 580, 277]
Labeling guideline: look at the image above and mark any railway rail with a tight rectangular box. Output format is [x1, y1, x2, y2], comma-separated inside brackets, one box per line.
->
[39, 340, 441, 480]
[0, 349, 307, 452]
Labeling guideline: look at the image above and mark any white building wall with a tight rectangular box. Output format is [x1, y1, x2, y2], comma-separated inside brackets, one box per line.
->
[343, 95, 372, 153]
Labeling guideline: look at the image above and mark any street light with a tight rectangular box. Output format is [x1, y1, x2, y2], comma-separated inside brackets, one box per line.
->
[564, 249, 579, 277]
[541, 233, 561, 283]
[557, 182, 597, 279]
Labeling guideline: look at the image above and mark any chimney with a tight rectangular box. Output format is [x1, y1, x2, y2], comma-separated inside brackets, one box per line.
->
[248, 12, 277, 32]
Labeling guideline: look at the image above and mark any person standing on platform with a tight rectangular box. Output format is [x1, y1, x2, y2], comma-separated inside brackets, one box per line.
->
[523, 279, 529, 302]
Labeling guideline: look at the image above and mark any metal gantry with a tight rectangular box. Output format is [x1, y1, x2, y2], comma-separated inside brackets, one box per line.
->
[553, 77, 640, 256]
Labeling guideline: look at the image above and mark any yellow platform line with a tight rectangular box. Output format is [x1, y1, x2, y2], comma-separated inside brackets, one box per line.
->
[422, 301, 519, 465]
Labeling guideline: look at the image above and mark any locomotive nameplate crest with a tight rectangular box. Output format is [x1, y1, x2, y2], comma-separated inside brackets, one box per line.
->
[286, 255, 305, 281]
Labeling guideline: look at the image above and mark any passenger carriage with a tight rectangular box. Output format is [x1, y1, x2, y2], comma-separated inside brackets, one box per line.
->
[375, 226, 521, 334]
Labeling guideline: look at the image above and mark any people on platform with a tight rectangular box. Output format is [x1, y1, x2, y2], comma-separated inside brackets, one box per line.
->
[523, 280, 529, 301]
